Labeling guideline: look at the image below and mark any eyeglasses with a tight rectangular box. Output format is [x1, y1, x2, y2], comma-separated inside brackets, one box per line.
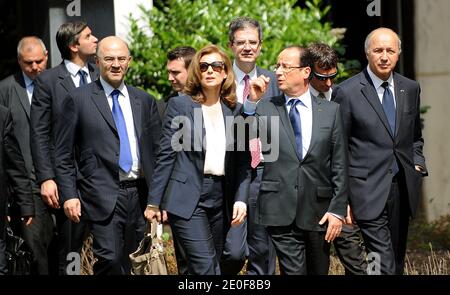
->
[199, 61, 225, 73]
[273, 64, 305, 73]
[232, 40, 260, 49]
[98, 56, 129, 65]
[312, 71, 338, 81]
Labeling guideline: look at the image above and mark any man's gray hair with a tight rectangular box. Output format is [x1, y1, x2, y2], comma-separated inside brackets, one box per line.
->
[364, 28, 402, 54]
[17, 36, 47, 58]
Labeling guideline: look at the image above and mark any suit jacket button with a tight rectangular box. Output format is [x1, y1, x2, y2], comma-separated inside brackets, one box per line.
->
[388, 169, 392, 174]
[295, 185, 298, 190]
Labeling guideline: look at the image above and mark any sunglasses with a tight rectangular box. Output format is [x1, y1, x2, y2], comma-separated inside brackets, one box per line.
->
[312, 71, 338, 81]
[199, 61, 225, 73]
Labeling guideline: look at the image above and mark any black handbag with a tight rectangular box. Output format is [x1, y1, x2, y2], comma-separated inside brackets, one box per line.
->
[5, 226, 33, 275]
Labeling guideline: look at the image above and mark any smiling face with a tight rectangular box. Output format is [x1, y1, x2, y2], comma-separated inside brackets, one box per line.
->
[199, 52, 227, 91]
[366, 29, 400, 81]
[96, 37, 131, 88]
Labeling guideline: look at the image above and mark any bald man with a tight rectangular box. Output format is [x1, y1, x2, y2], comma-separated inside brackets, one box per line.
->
[0, 36, 54, 274]
[54, 36, 161, 274]
[332, 28, 427, 274]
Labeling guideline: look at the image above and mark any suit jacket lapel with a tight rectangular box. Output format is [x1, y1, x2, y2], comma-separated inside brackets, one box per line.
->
[90, 80, 117, 133]
[393, 74, 405, 138]
[57, 63, 77, 93]
[360, 69, 394, 140]
[188, 99, 204, 154]
[13, 73, 31, 119]
[272, 95, 300, 161]
[128, 86, 142, 139]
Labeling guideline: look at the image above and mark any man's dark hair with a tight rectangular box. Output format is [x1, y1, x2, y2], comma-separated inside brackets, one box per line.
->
[307, 43, 339, 70]
[284, 45, 314, 69]
[56, 21, 88, 60]
[228, 17, 263, 43]
[167, 46, 196, 69]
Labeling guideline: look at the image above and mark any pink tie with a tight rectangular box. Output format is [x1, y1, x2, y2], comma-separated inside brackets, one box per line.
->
[242, 74, 250, 103]
[249, 138, 261, 169]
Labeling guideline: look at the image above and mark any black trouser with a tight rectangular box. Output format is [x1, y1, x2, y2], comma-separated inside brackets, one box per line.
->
[90, 181, 146, 275]
[333, 224, 367, 275]
[357, 176, 410, 275]
[19, 193, 54, 274]
[268, 223, 330, 275]
[0, 226, 6, 275]
[169, 176, 224, 275]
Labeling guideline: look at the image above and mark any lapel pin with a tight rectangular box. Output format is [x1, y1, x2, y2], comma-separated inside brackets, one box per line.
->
[400, 89, 405, 93]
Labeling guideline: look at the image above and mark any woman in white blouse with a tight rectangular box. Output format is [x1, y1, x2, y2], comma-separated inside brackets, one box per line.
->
[144, 45, 249, 274]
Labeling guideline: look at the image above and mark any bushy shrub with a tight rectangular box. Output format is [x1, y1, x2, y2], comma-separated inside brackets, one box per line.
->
[126, 0, 359, 99]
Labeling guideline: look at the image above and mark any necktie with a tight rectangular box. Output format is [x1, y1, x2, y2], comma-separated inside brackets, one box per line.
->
[288, 99, 303, 160]
[242, 74, 250, 103]
[318, 92, 326, 100]
[381, 82, 399, 176]
[249, 138, 261, 169]
[381, 82, 396, 135]
[78, 70, 87, 87]
[111, 89, 133, 173]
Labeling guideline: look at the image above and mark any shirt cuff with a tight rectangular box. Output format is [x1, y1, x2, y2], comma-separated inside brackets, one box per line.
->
[329, 212, 344, 221]
[243, 99, 258, 115]
[233, 201, 247, 211]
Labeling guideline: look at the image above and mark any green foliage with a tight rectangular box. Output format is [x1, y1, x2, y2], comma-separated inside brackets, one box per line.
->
[408, 214, 450, 250]
[127, 0, 357, 99]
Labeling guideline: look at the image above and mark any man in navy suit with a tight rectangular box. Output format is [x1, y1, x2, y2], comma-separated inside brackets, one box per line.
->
[30, 21, 98, 274]
[55, 36, 161, 275]
[0, 36, 54, 274]
[332, 28, 428, 274]
[222, 16, 279, 275]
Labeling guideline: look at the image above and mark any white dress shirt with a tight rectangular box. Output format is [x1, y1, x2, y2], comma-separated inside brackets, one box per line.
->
[22, 72, 34, 104]
[285, 91, 313, 159]
[64, 60, 92, 88]
[233, 61, 258, 104]
[367, 66, 396, 107]
[99, 77, 140, 181]
[202, 101, 226, 176]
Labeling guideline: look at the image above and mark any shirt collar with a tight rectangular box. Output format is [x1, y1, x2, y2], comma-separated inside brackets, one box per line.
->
[367, 65, 393, 90]
[233, 61, 257, 83]
[309, 85, 332, 100]
[99, 76, 127, 97]
[284, 89, 312, 109]
[22, 72, 34, 87]
[64, 59, 89, 77]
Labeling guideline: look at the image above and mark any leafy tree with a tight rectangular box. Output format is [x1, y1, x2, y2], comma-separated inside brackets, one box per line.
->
[127, 0, 358, 99]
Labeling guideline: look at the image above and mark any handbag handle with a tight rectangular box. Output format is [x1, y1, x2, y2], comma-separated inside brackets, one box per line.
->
[148, 219, 163, 240]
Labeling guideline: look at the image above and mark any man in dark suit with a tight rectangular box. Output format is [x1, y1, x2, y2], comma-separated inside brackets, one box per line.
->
[222, 16, 280, 275]
[308, 42, 367, 275]
[55, 36, 161, 275]
[0, 36, 54, 274]
[30, 21, 98, 274]
[0, 105, 33, 274]
[245, 46, 348, 275]
[156, 46, 196, 120]
[332, 28, 428, 275]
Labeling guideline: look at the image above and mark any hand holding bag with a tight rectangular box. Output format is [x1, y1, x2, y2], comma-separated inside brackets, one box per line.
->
[129, 219, 168, 275]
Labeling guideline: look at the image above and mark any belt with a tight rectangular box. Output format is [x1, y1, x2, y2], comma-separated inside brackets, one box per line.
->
[119, 179, 144, 189]
[203, 174, 224, 180]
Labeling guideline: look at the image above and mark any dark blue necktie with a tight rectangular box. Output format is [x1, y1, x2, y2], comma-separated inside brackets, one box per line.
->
[78, 70, 87, 87]
[288, 99, 303, 160]
[381, 81, 396, 135]
[111, 89, 133, 173]
[381, 82, 399, 176]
